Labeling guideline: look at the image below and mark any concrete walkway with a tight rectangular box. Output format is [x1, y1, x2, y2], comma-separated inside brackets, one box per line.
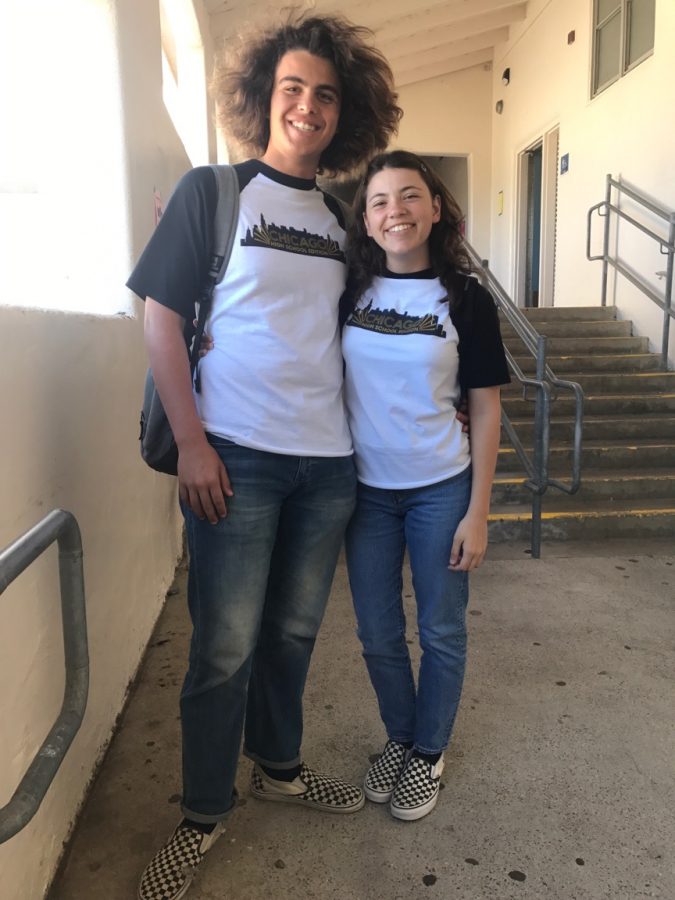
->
[49, 540, 675, 900]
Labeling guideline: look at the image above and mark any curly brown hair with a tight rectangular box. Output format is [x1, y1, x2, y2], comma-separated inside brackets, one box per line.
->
[345, 150, 473, 310]
[211, 10, 402, 175]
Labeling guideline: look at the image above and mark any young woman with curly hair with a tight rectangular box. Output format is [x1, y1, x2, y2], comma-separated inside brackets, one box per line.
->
[128, 13, 401, 900]
[341, 151, 509, 822]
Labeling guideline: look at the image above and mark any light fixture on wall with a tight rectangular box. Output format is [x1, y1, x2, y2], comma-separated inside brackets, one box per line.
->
[501, 67, 511, 85]
[495, 99, 504, 114]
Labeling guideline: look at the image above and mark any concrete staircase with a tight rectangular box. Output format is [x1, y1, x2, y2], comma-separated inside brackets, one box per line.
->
[489, 306, 675, 542]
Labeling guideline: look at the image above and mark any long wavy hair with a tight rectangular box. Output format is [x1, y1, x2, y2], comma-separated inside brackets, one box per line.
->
[211, 11, 402, 175]
[345, 150, 473, 310]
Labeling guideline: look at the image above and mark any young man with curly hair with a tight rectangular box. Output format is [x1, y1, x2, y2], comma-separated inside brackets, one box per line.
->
[127, 12, 401, 900]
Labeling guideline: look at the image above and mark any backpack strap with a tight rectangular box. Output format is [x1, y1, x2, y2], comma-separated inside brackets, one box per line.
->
[211, 164, 240, 282]
[190, 165, 240, 387]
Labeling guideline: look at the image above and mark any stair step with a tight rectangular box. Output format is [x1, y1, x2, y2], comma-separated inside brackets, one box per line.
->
[506, 416, 675, 441]
[502, 372, 675, 393]
[492, 496, 675, 514]
[497, 441, 675, 471]
[491, 303, 675, 543]
[510, 353, 662, 373]
[488, 506, 675, 541]
[501, 392, 675, 417]
[518, 306, 618, 321]
[492, 470, 675, 504]
[503, 335, 649, 354]
[500, 319, 632, 338]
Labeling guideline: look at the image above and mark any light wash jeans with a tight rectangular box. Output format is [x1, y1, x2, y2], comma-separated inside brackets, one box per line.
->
[180, 435, 357, 823]
[345, 467, 471, 755]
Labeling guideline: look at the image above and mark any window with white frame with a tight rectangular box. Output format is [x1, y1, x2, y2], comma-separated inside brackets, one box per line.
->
[592, 0, 655, 96]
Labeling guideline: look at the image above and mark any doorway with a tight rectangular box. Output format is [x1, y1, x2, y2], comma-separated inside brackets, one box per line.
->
[525, 143, 542, 307]
[422, 155, 470, 236]
[516, 127, 559, 308]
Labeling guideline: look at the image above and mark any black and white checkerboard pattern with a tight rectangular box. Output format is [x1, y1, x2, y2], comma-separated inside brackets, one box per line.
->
[138, 821, 224, 900]
[364, 740, 409, 799]
[251, 763, 364, 812]
[391, 756, 443, 812]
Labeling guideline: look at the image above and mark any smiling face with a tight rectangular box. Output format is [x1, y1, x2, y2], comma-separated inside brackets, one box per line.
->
[262, 50, 341, 179]
[363, 167, 441, 273]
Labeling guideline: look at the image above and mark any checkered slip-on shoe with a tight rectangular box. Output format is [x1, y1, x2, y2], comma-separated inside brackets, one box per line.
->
[364, 740, 410, 803]
[250, 763, 365, 814]
[137, 819, 226, 900]
[390, 755, 445, 821]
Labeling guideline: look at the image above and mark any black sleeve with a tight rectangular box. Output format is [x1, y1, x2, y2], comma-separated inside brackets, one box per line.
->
[126, 166, 219, 320]
[454, 279, 511, 393]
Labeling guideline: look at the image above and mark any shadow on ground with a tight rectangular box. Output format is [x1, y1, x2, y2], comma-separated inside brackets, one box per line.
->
[49, 540, 675, 900]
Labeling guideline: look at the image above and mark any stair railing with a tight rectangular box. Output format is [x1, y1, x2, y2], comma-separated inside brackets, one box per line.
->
[464, 242, 584, 558]
[0, 510, 89, 844]
[587, 174, 675, 370]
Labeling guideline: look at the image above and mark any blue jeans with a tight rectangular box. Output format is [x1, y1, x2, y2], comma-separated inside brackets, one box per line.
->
[345, 468, 471, 755]
[180, 436, 357, 823]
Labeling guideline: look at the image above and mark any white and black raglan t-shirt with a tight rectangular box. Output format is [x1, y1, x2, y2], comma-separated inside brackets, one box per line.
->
[127, 160, 352, 457]
[342, 270, 510, 489]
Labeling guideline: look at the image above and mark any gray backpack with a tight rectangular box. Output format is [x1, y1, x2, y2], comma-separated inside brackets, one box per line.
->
[139, 165, 239, 475]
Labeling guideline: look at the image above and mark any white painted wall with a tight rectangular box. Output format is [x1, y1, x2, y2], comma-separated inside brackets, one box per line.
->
[396, 64, 494, 260]
[0, 2, 215, 897]
[489, 0, 675, 362]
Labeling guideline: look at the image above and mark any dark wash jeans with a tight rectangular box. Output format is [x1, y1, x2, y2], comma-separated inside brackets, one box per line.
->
[179, 436, 357, 823]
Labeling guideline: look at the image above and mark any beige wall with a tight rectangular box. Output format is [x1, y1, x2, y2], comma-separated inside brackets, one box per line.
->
[0, 2, 215, 897]
[489, 0, 675, 362]
[396, 64, 494, 259]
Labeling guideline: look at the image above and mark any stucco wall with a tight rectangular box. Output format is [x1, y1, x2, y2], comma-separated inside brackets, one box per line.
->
[489, 0, 675, 362]
[0, 2, 215, 897]
[396, 64, 494, 260]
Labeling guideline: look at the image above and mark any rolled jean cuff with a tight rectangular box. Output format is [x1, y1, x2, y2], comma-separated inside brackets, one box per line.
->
[181, 788, 238, 824]
[413, 743, 447, 756]
[243, 748, 302, 770]
[388, 733, 414, 746]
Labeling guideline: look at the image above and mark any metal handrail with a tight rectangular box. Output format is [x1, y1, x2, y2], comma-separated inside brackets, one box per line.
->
[587, 174, 675, 369]
[465, 242, 584, 557]
[0, 510, 89, 844]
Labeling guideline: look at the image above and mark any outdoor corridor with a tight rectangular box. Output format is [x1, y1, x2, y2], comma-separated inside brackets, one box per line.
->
[3, 3, 675, 898]
[48, 540, 675, 900]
